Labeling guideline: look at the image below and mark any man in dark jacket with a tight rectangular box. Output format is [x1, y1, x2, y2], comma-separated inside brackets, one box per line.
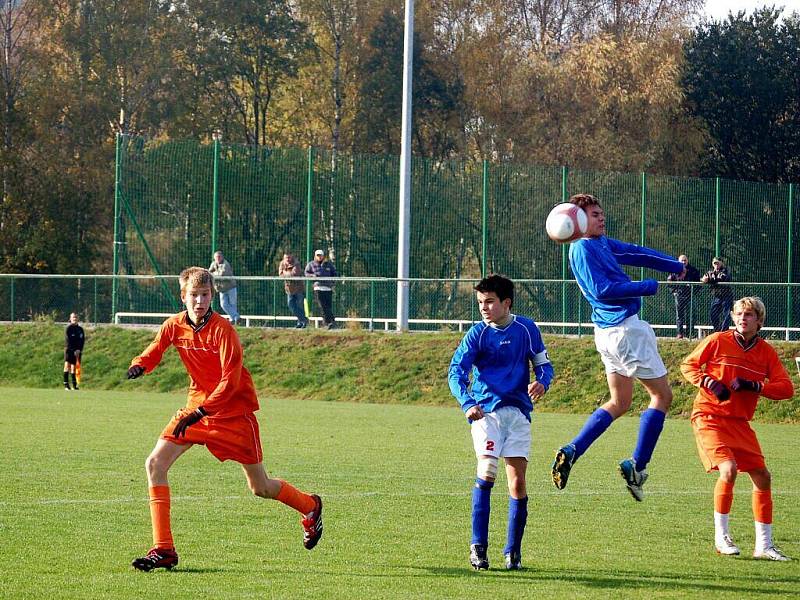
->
[63, 312, 85, 390]
[701, 257, 734, 332]
[667, 254, 701, 338]
[305, 250, 338, 329]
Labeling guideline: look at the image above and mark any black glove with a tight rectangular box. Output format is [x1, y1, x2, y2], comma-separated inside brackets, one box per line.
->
[127, 365, 145, 379]
[172, 407, 207, 438]
[730, 377, 763, 393]
[702, 376, 730, 401]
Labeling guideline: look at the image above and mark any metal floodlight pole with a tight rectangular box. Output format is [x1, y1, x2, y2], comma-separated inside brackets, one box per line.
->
[396, 0, 414, 332]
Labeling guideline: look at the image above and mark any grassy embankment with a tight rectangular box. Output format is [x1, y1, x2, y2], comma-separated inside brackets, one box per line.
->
[1, 323, 798, 422]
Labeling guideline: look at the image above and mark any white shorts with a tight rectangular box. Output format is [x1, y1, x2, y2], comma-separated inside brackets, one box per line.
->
[594, 315, 667, 379]
[471, 406, 531, 460]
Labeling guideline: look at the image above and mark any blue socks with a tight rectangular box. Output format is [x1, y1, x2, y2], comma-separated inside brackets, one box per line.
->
[632, 408, 666, 470]
[471, 478, 494, 545]
[571, 408, 614, 458]
[503, 496, 528, 555]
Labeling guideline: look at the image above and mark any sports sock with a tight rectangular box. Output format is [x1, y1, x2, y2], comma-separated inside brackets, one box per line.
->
[714, 511, 730, 539]
[503, 496, 528, 555]
[71, 373, 78, 388]
[63, 372, 70, 387]
[275, 480, 316, 515]
[149, 485, 174, 549]
[571, 408, 614, 458]
[714, 479, 734, 515]
[752, 489, 772, 525]
[471, 478, 494, 546]
[754, 521, 773, 551]
[631, 408, 666, 470]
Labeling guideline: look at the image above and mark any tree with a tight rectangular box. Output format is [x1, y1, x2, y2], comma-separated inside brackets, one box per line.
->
[682, 7, 800, 182]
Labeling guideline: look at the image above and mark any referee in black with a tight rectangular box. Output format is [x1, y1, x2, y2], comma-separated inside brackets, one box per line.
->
[63, 312, 85, 390]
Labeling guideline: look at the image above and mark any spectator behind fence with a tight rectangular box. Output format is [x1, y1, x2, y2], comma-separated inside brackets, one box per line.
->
[279, 252, 308, 329]
[667, 254, 701, 339]
[305, 249, 338, 329]
[63, 312, 85, 390]
[209, 250, 240, 325]
[701, 257, 734, 332]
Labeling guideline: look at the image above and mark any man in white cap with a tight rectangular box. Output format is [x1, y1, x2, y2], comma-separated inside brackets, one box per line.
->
[304, 249, 338, 328]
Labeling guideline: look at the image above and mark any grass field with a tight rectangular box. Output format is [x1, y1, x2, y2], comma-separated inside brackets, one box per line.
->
[2, 388, 799, 599]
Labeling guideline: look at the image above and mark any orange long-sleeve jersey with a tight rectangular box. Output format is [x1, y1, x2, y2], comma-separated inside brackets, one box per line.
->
[680, 330, 794, 421]
[130, 311, 259, 417]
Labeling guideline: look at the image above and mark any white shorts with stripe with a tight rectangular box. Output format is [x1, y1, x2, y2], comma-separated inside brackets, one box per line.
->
[594, 314, 667, 379]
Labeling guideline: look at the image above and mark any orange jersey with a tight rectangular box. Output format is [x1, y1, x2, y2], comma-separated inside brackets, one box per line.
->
[681, 330, 794, 421]
[130, 311, 259, 417]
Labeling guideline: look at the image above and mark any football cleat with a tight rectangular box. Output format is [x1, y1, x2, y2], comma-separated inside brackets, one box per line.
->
[131, 547, 179, 572]
[753, 546, 791, 561]
[618, 458, 648, 502]
[469, 544, 489, 570]
[301, 494, 323, 550]
[504, 551, 522, 570]
[715, 534, 740, 556]
[551, 444, 576, 490]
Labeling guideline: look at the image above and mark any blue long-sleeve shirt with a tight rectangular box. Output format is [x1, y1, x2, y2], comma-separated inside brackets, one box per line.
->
[569, 236, 683, 328]
[448, 315, 554, 422]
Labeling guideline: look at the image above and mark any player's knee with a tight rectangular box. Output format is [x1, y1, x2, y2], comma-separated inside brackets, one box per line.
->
[477, 456, 498, 482]
[718, 462, 738, 482]
[751, 468, 771, 488]
[145, 453, 168, 479]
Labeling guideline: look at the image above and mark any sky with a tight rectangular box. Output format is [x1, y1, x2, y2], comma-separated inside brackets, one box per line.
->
[702, 0, 800, 21]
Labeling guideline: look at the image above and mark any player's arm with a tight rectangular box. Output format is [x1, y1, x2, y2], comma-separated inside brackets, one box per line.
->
[196, 327, 243, 415]
[127, 321, 173, 378]
[680, 335, 730, 400]
[448, 326, 482, 414]
[572, 242, 659, 299]
[527, 323, 553, 397]
[607, 238, 684, 274]
[759, 352, 795, 400]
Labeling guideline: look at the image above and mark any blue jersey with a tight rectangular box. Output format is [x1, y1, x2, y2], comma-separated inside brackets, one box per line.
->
[448, 315, 554, 422]
[569, 236, 683, 328]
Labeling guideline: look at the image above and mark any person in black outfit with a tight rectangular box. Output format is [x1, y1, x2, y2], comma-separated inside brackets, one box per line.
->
[701, 257, 734, 332]
[667, 254, 701, 338]
[63, 312, 85, 390]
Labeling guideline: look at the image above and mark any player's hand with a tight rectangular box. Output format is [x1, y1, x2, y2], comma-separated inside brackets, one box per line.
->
[127, 365, 145, 379]
[528, 381, 546, 401]
[172, 407, 207, 438]
[465, 405, 485, 421]
[730, 377, 763, 393]
[702, 376, 730, 401]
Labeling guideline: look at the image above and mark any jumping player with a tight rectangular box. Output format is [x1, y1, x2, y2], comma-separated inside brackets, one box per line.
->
[449, 274, 554, 571]
[63, 312, 84, 390]
[681, 297, 794, 560]
[551, 193, 684, 500]
[127, 267, 323, 571]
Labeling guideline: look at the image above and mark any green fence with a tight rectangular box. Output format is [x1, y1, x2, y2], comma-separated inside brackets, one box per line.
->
[1, 275, 798, 341]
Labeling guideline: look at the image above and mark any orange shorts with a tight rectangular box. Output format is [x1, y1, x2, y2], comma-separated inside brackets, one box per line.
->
[691, 414, 765, 473]
[161, 408, 263, 465]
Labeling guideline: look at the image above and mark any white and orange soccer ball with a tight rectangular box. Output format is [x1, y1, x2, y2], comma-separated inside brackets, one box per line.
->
[545, 203, 588, 243]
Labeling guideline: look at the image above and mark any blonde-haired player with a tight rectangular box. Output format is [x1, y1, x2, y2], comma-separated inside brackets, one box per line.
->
[681, 297, 794, 560]
[127, 267, 323, 571]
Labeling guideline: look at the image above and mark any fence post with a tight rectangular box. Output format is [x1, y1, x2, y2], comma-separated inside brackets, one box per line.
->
[561, 166, 568, 335]
[93, 278, 98, 326]
[10, 277, 14, 322]
[787, 183, 794, 340]
[211, 135, 220, 312]
[715, 177, 721, 258]
[306, 147, 314, 306]
[481, 160, 488, 277]
[112, 133, 121, 321]
[640, 172, 647, 319]
[370, 280, 375, 332]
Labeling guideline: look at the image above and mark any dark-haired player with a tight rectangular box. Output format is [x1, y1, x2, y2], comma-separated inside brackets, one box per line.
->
[449, 274, 554, 571]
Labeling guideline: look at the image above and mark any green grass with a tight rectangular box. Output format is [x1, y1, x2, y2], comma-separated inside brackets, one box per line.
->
[2, 323, 799, 421]
[1, 388, 799, 599]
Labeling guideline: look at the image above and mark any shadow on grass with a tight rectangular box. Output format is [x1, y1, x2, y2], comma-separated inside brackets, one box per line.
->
[402, 565, 800, 595]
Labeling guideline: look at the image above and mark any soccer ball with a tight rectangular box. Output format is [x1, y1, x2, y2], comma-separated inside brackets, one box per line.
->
[545, 203, 588, 243]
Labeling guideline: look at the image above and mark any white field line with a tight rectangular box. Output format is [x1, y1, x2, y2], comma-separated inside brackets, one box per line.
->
[2, 488, 799, 507]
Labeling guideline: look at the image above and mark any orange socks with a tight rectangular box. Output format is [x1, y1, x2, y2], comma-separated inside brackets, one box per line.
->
[275, 480, 316, 514]
[149, 485, 174, 550]
[714, 479, 735, 514]
[752, 489, 773, 524]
